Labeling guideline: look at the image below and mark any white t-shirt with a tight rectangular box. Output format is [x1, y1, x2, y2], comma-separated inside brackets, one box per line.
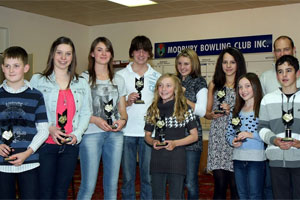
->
[116, 62, 161, 137]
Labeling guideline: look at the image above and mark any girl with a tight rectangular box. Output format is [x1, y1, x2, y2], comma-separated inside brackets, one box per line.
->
[226, 73, 265, 199]
[144, 73, 198, 199]
[30, 36, 92, 199]
[175, 48, 207, 199]
[77, 37, 127, 199]
[205, 47, 246, 199]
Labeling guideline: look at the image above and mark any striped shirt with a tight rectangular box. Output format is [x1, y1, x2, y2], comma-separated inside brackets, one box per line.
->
[0, 80, 48, 173]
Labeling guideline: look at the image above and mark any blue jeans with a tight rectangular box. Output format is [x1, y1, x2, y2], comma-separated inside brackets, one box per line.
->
[0, 168, 39, 199]
[121, 136, 152, 200]
[234, 160, 265, 200]
[77, 131, 124, 199]
[185, 150, 201, 199]
[38, 143, 79, 199]
[264, 161, 273, 200]
[152, 173, 185, 200]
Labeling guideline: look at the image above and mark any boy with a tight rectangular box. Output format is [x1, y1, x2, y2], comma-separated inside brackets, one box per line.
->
[258, 55, 300, 199]
[117, 35, 161, 199]
[0, 46, 48, 199]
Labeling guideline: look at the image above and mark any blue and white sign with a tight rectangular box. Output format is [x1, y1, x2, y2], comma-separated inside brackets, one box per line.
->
[155, 34, 272, 58]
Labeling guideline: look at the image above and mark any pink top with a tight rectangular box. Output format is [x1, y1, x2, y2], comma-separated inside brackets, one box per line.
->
[46, 89, 75, 144]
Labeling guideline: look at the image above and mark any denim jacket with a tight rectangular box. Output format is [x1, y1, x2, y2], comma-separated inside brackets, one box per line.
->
[30, 73, 92, 144]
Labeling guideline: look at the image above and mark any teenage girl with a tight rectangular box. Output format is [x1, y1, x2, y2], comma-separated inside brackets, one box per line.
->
[205, 47, 247, 199]
[175, 48, 207, 199]
[30, 36, 92, 199]
[77, 37, 127, 199]
[144, 73, 198, 199]
[226, 72, 266, 199]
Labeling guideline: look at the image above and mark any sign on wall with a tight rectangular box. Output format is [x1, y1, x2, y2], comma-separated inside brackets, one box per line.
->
[154, 34, 272, 58]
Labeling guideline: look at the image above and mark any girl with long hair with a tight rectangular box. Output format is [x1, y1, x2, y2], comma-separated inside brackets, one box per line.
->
[144, 73, 198, 199]
[226, 72, 265, 199]
[205, 47, 247, 199]
[30, 36, 92, 199]
[77, 37, 127, 199]
[175, 48, 207, 199]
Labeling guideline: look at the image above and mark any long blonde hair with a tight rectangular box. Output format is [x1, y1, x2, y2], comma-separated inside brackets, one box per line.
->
[146, 73, 188, 124]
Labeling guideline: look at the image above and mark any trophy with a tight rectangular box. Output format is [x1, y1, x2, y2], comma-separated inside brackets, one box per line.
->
[1, 126, 15, 161]
[231, 116, 245, 142]
[214, 87, 226, 114]
[104, 99, 117, 129]
[156, 117, 167, 146]
[57, 109, 72, 144]
[281, 111, 294, 142]
[135, 77, 145, 104]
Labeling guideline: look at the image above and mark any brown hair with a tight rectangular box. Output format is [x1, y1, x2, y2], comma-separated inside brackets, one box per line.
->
[175, 48, 201, 78]
[233, 72, 263, 118]
[88, 37, 115, 87]
[42, 36, 78, 87]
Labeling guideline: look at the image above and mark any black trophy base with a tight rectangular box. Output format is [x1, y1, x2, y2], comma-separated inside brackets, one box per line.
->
[135, 99, 145, 104]
[214, 110, 226, 114]
[4, 157, 17, 162]
[156, 142, 167, 147]
[281, 137, 293, 142]
[110, 124, 118, 129]
[58, 136, 72, 144]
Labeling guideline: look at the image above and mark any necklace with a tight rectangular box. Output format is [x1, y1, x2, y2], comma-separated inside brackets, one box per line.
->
[63, 90, 67, 106]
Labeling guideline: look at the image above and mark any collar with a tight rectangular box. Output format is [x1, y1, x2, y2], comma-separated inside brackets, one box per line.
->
[0, 80, 32, 94]
[127, 62, 153, 77]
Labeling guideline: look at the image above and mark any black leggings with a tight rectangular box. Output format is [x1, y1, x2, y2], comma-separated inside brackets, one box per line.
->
[213, 169, 239, 199]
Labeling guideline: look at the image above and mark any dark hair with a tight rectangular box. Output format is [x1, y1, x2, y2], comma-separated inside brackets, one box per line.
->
[129, 35, 153, 59]
[175, 48, 201, 78]
[275, 55, 299, 72]
[273, 35, 295, 49]
[42, 36, 78, 87]
[88, 37, 115, 87]
[233, 73, 263, 119]
[2, 46, 28, 65]
[213, 47, 247, 92]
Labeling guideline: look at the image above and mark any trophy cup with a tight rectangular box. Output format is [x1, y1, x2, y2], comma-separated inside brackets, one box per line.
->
[281, 111, 294, 142]
[214, 87, 226, 114]
[231, 116, 245, 142]
[156, 117, 167, 146]
[57, 109, 72, 144]
[104, 99, 117, 129]
[1, 126, 15, 161]
[135, 77, 145, 104]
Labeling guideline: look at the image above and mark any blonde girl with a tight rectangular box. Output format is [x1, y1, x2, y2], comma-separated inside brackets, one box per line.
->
[144, 73, 198, 199]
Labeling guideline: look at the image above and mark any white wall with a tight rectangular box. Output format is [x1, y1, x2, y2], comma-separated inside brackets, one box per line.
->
[0, 6, 89, 73]
[90, 3, 300, 63]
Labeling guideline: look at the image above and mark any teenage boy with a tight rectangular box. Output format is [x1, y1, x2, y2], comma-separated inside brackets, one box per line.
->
[260, 35, 300, 95]
[259, 35, 299, 199]
[117, 36, 161, 199]
[0, 46, 48, 199]
[258, 55, 300, 199]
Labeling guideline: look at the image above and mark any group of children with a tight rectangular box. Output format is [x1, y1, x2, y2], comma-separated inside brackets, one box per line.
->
[1, 34, 300, 200]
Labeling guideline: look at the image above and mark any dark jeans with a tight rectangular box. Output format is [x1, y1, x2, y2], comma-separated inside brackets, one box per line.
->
[152, 173, 185, 200]
[234, 160, 265, 200]
[213, 169, 239, 199]
[0, 167, 39, 199]
[185, 149, 201, 199]
[38, 143, 79, 199]
[264, 161, 273, 200]
[270, 167, 300, 199]
[121, 136, 152, 200]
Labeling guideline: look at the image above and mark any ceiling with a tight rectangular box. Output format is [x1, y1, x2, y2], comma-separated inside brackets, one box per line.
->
[0, 0, 300, 26]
